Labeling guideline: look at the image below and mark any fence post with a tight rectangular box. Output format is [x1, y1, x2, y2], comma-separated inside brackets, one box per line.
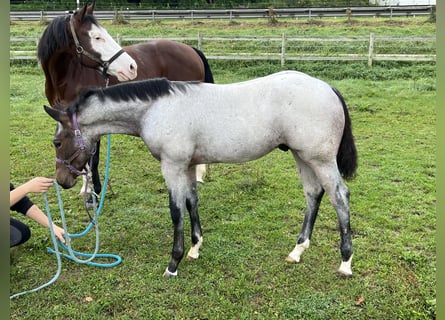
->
[198, 32, 202, 51]
[368, 32, 374, 67]
[281, 33, 286, 66]
[117, 34, 122, 46]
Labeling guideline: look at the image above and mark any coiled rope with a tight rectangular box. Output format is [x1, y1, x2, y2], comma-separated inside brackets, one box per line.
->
[10, 134, 121, 299]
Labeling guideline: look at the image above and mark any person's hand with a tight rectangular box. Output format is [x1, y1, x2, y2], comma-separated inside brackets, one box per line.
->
[52, 224, 66, 243]
[25, 177, 54, 194]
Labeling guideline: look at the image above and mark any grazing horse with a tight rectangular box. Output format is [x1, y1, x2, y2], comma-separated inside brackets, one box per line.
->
[37, 2, 213, 199]
[44, 70, 358, 277]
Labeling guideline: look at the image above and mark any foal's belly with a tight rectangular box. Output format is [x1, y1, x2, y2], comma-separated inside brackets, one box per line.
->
[191, 133, 280, 164]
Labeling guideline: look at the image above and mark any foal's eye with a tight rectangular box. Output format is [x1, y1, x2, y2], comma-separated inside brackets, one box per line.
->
[53, 140, 62, 149]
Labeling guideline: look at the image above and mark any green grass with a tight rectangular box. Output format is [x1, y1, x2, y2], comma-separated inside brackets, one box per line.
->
[10, 17, 435, 319]
[10, 16, 436, 38]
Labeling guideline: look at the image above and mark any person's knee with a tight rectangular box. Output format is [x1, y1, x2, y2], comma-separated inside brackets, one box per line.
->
[10, 218, 31, 247]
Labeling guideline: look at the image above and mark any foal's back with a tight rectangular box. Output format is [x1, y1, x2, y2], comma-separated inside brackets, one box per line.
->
[144, 71, 345, 164]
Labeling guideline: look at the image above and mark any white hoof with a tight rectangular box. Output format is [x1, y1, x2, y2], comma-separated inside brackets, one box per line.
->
[286, 239, 310, 263]
[285, 255, 299, 263]
[337, 254, 353, 277]
[187, 236, 203, 259]
[163, 267, 178, 278]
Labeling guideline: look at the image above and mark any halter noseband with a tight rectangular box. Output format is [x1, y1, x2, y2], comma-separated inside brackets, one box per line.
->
[69, 14, 125, 79]
[56, 113, 96, 177]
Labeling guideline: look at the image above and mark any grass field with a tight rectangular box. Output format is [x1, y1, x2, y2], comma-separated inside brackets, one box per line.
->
[10, 17, 436, 319]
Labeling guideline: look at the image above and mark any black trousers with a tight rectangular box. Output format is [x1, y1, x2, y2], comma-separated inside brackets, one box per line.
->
[10, 218, 31, 247]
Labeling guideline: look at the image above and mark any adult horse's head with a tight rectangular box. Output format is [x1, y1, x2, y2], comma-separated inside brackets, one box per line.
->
[38, 2, 137, 82]
[44, 105, 96, 189]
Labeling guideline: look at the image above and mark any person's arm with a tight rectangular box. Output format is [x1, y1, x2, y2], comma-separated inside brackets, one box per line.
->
[10, 178, 65, 243]
[25, 205, 66, 243]
[10, 177, 54, 207]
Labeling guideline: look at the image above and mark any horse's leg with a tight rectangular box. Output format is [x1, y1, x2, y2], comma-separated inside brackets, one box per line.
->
[161, 160, 192, 277]
[185, 166, 203, 259]
[79, 174, 92, 195]
[311, 161, 353, 277]
[86, 141, 102, 207]
[91, 140, 102, 195]
[287, 154, 324, 263]
[78, 141, 101, 198]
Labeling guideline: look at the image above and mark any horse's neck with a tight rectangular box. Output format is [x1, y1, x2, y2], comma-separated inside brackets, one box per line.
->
[80, 98, 147, 138]
[44, 51, 108, 106]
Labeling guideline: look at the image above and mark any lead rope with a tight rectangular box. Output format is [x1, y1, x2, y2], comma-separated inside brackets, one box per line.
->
[10, 134, 120, 299]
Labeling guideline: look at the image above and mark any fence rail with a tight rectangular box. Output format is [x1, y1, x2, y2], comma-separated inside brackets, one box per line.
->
[10, 33, 436, 66]
[10, 5, 435, 21]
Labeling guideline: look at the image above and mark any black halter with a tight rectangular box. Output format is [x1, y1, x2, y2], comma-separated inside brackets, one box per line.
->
[69, 14, 125, 79]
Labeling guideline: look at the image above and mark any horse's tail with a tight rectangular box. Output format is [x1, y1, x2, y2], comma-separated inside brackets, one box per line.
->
[192, 47, 215, 84]
[332, 86, 358, 180]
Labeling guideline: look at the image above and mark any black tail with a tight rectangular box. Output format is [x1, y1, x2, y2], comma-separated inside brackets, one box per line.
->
[332, 86, 358, 180]
[192, 47, 215, 84]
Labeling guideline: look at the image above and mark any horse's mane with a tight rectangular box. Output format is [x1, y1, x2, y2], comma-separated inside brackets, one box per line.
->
[37, 14, 100, 64]
[67, 78, 193, 115]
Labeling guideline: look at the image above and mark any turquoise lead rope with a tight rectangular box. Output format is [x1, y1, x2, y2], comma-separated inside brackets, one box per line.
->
[10, 134, 121, 299]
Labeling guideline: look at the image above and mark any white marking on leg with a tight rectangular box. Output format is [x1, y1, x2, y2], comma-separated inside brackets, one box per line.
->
[78, 175, 91, 195]
[163, 267, 178, 277]
[195, 164, 206, 183]
[187, 236, 203, 259]
[286, 239, 310, 263]
[338, 254, 353, 276]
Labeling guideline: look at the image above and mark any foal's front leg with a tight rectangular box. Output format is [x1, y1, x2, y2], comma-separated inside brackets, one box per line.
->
[186, 168, 203, 260]
[164, 189, 186, 277]
[186, 183, 203, 259]
[162, 162, 193, 277]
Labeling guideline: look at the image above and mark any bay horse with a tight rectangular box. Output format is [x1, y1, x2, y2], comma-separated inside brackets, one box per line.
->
[44, 70, 357, 277]
[37, 2, 213, 201]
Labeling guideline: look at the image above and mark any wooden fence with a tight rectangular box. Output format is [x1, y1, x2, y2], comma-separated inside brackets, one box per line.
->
[10, 6, 436, 21]
[10, 33, 436, 66]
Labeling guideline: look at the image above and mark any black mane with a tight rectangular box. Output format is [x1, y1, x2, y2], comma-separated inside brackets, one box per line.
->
[37, 14, 100, 64]
[67, 78, 192, 115]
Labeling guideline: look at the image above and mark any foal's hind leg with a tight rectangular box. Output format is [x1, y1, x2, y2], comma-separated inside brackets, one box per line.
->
[311, 161, 353, 277]
[287, 155, 324, 263]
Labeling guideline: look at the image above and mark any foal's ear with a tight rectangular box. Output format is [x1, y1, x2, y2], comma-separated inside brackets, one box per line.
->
[44, 105, 69, 123]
